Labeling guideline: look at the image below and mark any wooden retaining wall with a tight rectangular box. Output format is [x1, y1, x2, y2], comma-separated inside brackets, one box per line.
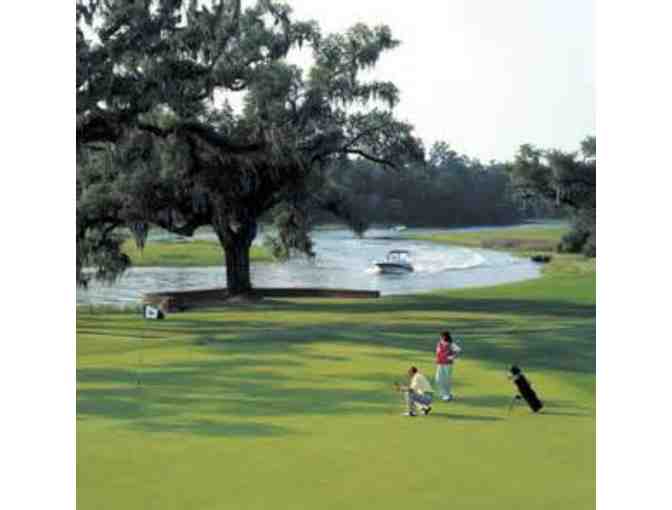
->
[143, 287, 380, 312]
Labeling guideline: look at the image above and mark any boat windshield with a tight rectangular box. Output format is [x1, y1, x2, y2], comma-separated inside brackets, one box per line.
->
[387, 251, 410, 262]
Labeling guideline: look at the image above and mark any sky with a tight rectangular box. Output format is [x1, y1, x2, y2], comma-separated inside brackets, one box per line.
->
[279, 0, 595, 162]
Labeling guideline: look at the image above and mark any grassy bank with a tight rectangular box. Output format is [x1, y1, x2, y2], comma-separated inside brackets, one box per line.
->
[78, 228, 595, 509]
[407, 225, 570, 252]
[122, 239, 273, 267]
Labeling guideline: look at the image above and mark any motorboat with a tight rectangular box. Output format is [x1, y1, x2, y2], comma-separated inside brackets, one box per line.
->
[391, 225, 407, 232]
[374, 250, 414, 274]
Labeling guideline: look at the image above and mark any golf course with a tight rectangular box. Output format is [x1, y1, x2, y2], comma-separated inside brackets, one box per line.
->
[77, 226, 595, 509]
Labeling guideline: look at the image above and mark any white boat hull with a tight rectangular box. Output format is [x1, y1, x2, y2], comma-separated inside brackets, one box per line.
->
[375, 263, 414, 274]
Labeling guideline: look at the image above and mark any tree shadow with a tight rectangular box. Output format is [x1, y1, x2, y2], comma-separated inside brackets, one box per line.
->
[261, 295, 595, 320]
[538, 410, 594, 418]
[77, 288, 595, 437]
[76, 358, 399, 437]
[131, 419, 295, 437]
[429, 413, 503, 422]
[169, 316, 595, 376]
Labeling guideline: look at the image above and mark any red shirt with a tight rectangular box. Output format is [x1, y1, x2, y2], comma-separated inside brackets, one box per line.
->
[436, 340, 457, 364]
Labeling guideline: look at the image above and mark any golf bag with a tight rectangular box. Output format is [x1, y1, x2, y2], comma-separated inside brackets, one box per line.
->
[510, 366, 543, 412]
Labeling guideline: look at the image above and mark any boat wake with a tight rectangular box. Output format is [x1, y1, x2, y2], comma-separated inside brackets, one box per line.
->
[363, 248, 487, 275]
[413, 250, 487, 273]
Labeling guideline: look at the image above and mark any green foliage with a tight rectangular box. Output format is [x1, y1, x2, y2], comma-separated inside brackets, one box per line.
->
[76, 0, 422, 291]
[317, 143, 523, 231]
[581, 135, 596, 159]
[317, 183, 372, 236]
[262, 202, 316, 261]
[559, 209, 596, 257]
[77, 230, 131, 288]
[509, 136, 596, 257]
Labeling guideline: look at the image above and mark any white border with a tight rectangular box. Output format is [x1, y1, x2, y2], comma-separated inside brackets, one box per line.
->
[598, 1, 672, 508]
[1, 3, 74, 510]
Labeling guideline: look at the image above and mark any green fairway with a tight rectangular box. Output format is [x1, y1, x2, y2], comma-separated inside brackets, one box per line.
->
[122, 239, 273, 267]
[77, 232, 595, 509]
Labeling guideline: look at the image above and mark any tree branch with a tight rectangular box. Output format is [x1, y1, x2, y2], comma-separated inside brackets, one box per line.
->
[344, 149, 396, 168]
[152, 210, 210, 237]
[134, 121, 266, 154]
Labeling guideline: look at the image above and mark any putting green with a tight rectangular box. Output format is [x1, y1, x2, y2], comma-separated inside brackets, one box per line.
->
[77, 247, 595, 509]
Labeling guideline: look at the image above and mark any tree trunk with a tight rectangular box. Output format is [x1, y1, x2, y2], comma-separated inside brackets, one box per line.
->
[211, 205, 258, 296]
[224, 233, 253, 295]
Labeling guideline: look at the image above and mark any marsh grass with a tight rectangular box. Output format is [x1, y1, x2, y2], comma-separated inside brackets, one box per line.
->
[407, 225, 570, 253]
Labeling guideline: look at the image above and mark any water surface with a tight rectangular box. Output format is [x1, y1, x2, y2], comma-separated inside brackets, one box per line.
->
[77, 228, 541, 306]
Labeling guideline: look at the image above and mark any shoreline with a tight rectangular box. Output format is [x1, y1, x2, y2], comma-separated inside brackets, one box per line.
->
[77, 225, 582, 312]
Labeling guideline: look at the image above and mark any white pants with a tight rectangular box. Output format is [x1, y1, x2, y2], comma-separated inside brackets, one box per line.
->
[435, 364, 453, 398]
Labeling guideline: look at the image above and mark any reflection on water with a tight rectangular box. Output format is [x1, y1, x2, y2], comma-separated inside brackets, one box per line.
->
[77, 228, 541, 306]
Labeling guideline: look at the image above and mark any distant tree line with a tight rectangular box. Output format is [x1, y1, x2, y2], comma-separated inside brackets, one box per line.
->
[304, 141, 562, 233]
[301, 135, 596, 259]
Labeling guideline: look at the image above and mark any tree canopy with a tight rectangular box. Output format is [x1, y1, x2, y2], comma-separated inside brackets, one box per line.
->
[509, 136, 596, 256]
[76, 0, 422, 293]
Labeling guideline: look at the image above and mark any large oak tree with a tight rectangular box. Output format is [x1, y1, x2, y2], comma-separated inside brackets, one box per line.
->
[76, 0, 422, 294]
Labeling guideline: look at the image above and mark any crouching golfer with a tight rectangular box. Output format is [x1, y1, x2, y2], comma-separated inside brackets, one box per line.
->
[395, 366, 433, 417]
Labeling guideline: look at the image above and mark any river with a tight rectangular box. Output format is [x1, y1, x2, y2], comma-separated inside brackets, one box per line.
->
[76, 227, 541, 306]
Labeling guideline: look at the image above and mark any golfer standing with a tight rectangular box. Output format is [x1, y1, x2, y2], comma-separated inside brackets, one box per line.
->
[435, 331, 461, 401]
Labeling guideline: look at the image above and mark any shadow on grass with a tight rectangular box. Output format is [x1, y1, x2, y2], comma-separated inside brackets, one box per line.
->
[77, 288, 595, 436]
[77, 387, 146, 419]
[539, 410, 595, 418]
[166, 317, 595, 375]
[204, 285, 591, 366]
[454, 395, 593, 417]
[131, 419, 295, 437]
[430, 413, 503, 422]
[77, 359, 398, 437]
[260, 294, 596, 320]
